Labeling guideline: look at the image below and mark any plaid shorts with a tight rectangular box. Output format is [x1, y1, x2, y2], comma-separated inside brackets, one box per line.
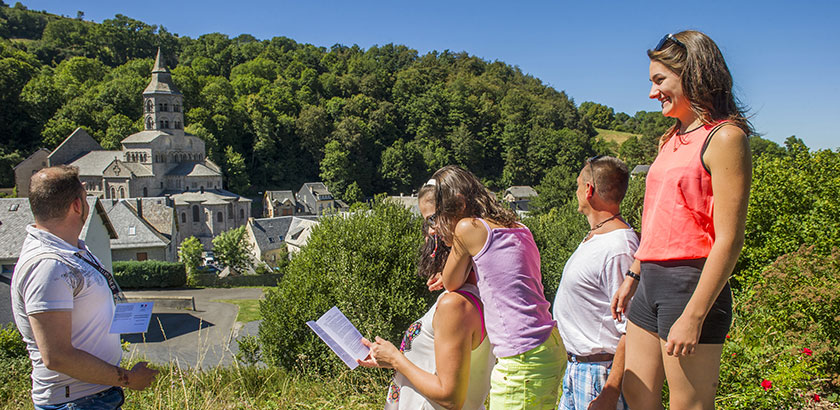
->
[558, 360, 628, 410]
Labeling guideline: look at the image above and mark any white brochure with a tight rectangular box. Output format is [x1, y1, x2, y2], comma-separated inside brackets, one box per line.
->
[109, 302, 154, 334]
[306, 306, 368, 369]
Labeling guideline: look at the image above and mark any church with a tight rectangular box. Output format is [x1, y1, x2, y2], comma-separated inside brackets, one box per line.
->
[14, 49, 251, 257]
[15, 49, 223, 198]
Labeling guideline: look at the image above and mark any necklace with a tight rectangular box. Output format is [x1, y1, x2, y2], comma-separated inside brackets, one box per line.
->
[583, 213, 621, 242]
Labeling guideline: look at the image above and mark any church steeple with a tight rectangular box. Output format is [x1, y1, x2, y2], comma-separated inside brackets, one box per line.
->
[143, 48, 184, 135]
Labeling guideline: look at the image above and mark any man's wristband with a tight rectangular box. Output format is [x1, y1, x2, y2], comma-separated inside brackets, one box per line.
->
[625, 270, 640, 281]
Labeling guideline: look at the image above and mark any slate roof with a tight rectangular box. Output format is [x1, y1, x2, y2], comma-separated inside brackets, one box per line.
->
[142, 49, 181, 95]
[249, 216, 294, 253]
[631, 165, 651, 175]
[120, 130, 170, 144]
[265, 190, 296, 206]
[118, 161, 153, 177]
[48, 128, 103, 166]
[170, 189, 251, 206]
[0, 199, 33, 260]
[505, 186, 538, 199]
[302, 182, 331, 197]
[0, 198, 116, 261]
[101, 200, 169, 250]
[285, 217, 319, 248]
[166, 162, 221, 177]
[14, 148, 50, 170]
[69, 151, 121, 176]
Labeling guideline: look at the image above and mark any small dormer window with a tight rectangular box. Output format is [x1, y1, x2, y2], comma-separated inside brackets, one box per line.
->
[128, 226, 136, 236]
[268, 237, 275, 244]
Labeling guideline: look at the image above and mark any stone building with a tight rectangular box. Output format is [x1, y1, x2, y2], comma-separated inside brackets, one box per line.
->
[14, 49, 223, 199]
[13, 49, 251, 256]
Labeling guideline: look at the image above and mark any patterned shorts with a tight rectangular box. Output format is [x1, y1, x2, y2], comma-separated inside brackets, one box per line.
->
[558, 360, 628, 410]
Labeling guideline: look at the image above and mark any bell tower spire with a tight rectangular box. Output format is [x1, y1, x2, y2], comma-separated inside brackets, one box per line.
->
[143, 48, 184, 136]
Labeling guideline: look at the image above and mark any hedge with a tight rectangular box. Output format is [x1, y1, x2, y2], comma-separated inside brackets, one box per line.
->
[190, 273, 283, 288]
[113, 260, 187, 289]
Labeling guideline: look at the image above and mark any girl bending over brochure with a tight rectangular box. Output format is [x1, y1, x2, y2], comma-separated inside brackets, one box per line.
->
[358, 182, 494, 410]
[431, 165, 565, 409]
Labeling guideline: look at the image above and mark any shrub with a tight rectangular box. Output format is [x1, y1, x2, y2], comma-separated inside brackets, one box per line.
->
[735, 147, 840, 291]
[718, 246, 840, 409]
[259, 198, 432, 376]
[0, 323, 31, 407]
[113, 260, 187, 289]
[212, 226, 253, 274]
[190, 272, 282, 288]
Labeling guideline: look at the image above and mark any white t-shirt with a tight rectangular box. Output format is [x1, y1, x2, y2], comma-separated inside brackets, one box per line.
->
[11, 225, 122, 405]
[553, 228, 639, 357]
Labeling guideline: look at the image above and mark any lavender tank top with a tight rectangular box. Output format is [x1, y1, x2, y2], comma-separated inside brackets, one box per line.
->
[471, 218, 556, 357]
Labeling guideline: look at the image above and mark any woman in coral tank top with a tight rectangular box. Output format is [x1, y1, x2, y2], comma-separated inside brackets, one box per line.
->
[610, 31, 752, 409]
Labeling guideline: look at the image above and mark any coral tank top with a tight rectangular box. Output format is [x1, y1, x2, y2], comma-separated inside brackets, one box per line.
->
[635, 122, 727, 261]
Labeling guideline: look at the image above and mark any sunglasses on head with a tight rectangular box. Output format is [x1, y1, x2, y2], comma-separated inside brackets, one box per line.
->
[586, 155, 604, 194]
[654, 33, 686, 52]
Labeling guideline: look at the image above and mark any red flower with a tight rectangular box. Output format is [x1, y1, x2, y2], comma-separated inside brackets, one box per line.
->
[802, 347, 813, 356]
[813, 394, 821, 402]
[761, 379, 772, 391]
[726, 334, 731, 339]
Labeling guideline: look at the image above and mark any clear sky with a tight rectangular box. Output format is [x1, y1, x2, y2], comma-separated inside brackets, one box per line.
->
[21, 0, 840, 150]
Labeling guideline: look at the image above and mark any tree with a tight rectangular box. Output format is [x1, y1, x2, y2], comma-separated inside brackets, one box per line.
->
[320, 140, 351, 201]
[223, 145, 249, 194]
[212, 226, 253, 274]
[178, 236, 203, 275]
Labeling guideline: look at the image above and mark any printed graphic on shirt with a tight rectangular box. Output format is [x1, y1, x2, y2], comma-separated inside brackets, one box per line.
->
[61, 268, 85, 297]
[386, 320, 423, 404]
[399, 321, 422, 352]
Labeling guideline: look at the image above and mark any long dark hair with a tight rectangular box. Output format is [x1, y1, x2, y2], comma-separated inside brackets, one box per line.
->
[648, 30, 753, 146]
[416, 183, 449, 279]
[431, 165, 517, 244]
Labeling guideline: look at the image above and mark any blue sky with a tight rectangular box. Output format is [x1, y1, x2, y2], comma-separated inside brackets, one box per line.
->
[22, 0, 839, 150]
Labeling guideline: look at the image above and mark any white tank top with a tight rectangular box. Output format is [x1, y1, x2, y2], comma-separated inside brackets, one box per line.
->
[385, 284, 494, 410]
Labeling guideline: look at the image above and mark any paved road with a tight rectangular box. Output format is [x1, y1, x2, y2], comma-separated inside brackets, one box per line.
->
[122, 287, 265, 369]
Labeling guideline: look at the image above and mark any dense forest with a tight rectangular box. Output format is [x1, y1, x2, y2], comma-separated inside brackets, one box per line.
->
[0, 2, 783, 205]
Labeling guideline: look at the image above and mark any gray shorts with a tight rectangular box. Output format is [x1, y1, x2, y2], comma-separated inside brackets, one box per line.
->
[627, 259, 732, 344]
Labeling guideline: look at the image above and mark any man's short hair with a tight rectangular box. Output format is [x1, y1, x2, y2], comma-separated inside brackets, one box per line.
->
[29, 165, 86, 222]
[584, 156, 630, 204]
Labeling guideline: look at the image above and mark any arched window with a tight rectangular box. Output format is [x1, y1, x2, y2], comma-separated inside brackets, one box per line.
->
[146, 100, 153, 112]
[164, 120, 170, 128]
[192, 205, 200, 222]
[240, 208, 245, 219]
[146, 117, 153, 129]
[163, 103, 168, 112]
[143, 187, 148, 197]
[217, 212, 223, 222]
[159, 103, 164, 111]
[110, 187, 116, 198]
[160, 120, 166, 129]
[119, 187, 125, 198]
[181, 212, 186, 223]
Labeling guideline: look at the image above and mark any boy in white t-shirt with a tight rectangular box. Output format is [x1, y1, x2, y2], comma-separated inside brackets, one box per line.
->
[553, 156, 638, 410]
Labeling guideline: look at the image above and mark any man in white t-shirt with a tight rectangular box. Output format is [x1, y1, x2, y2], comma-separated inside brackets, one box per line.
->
[553, 156, 638, 410]
[11, 166, 157, 409]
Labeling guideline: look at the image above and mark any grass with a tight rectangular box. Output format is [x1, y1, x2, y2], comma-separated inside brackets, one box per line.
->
[595, 127, 639, 145]
[3, 358, 389, 409]
[212, 298, 262, 323]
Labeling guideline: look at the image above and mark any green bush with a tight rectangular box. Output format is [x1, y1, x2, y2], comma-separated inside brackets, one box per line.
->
[718, 246, 840, 409]
[113, 260, 187, 289]
[259, 198, 432, 376]
[0, 323, 31, 407]
[735, 147, 840, 291]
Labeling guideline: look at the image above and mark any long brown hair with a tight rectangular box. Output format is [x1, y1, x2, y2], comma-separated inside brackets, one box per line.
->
[416, 184, 449, 279]
[431, 165, 517, 244]
[648, 30, 753, 146]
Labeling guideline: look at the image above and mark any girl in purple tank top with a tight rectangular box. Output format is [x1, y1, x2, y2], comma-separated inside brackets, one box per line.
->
[429, 165, 566, 409]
